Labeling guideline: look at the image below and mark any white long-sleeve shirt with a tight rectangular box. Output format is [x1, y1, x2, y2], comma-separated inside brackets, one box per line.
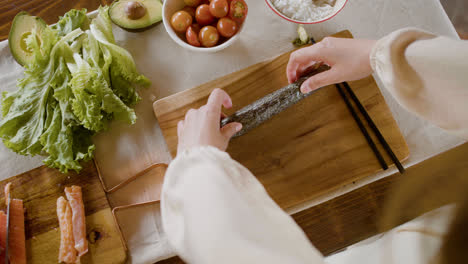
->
[161, 28, 468, 264]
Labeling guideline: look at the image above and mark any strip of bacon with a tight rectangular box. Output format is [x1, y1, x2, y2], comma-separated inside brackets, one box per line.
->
[64, 186, 88, 257]
[57, 197, 77, 264]
[9, 199, 26, 264]
[4, 183, 26, 264]
[0, 184, 9, 264]
[0, 211, 6, 264]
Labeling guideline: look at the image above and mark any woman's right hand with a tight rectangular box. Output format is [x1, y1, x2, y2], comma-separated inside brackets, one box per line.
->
[176, 88, 242, 154]
[287, 37, 377, 93]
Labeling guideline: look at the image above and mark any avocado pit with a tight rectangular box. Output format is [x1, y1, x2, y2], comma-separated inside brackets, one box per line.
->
[20, 32, 33, 53]
[125, 1, 147, 20]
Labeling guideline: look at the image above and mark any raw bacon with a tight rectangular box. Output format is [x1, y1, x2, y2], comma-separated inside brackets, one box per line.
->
[0, 211, 6, 264]
[9, 199, 26, 264]
[3, 183, 26, 264]
[57, 197, 77, 264]
[64, 186, 88, 257]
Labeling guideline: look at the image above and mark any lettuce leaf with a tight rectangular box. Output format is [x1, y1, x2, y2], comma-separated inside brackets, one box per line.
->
[69, 57, 137, 131]
[52, 9, 90, 36]
[90, 7, 150, 87]
[25, 25, 58, 68]
[0, 29, 82, 159]
[0, 7, 149, 173]
[40, 99, 94, 172]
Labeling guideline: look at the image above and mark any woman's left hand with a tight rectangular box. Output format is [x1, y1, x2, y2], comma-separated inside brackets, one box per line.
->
[177, 88, 242, 154]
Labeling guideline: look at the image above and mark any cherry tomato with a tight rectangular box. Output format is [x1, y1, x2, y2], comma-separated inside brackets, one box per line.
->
[171, 11, 193, 33]
[217, 17, 237, 38]
[209, 0, 229, 18]
[184, 0, 202, 7]
[182, 6, 196, 18]
[199, 26, 219, 47]
[195, 4, 215, 25]
[229, 0, 248, 25]
[186, 24, 201, 47]
[191, 23, 202, 33]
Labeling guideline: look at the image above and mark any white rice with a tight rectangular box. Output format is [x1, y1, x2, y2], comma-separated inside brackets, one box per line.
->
[272, 0, 337, 22]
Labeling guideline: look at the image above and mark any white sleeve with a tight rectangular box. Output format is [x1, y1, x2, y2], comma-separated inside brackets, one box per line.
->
[161, 146, 324, 264]
[371, 28, 468, 139]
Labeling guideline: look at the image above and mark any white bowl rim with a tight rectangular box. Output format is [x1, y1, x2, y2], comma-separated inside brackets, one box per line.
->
[264, 0, 348, 24]
[162, 1, 244, 53]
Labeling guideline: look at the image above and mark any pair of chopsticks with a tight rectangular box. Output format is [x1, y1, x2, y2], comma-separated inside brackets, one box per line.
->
[336, 82, 404, 173]
[310, 38, 405, 174]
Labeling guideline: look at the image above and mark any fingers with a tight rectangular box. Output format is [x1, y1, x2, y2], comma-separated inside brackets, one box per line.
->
[185, 108, 196, 119]
[221, 122, 242, 140]
[300, 68, 340, 93]
[206, 88, 233, 114]
[287, 46, 325, 83]
[177, 120, 184, 138]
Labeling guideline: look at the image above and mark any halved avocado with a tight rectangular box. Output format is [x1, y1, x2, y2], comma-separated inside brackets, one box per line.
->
[109, 0, 163, 31]
[8, 12, 48, 66]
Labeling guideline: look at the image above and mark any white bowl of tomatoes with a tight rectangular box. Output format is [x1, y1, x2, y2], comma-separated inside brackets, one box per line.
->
[163, 0, 248, 52]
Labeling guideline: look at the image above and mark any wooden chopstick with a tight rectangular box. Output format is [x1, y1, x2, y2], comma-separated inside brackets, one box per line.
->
[309, 37, 404, 173]
[335, 83, 389, 170]
[341, 82, 405, 173]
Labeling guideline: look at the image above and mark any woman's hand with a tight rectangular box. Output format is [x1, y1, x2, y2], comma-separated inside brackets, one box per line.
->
[287, 37, 377, 93]
[177, 88, 242, 153]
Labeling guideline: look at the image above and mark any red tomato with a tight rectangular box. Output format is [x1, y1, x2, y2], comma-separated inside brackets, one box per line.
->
[191, 24, 202, 32]
[195, 4, 215, 25]
[184, 0, 202, 7]
[199, 26, 219, 47]
[171, 11, 193, 33]
[209, 0, 229, 18]
[217, 17, 237, 38]
[182, 6, 196, 18]
[229, 0, 248, 25]
[186, 24, 201, 47]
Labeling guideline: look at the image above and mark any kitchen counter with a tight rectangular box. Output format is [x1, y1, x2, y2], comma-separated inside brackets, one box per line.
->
[0, 0, 466, 263]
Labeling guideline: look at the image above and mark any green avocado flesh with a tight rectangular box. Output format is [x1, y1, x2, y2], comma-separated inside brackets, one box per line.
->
[9, 12, 47, 66]
[110, 0, 163, 30]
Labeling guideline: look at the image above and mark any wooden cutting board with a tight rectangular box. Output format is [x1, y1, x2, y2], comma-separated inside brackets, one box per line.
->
[0, 161, 126, 264]
[153, 30, 409, 210]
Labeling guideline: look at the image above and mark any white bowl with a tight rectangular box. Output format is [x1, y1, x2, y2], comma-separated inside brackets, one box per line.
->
[162, 0, 245, 52]
[265, 0, 348, 24]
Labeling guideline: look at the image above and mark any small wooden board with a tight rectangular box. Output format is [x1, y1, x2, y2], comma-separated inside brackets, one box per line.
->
[153, 30, 409, 210]
[0, 161, 126, 264]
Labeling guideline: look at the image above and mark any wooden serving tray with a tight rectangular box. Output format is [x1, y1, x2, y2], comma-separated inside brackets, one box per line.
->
[0, 161, 126, 263]
[153, 30, 409, 210]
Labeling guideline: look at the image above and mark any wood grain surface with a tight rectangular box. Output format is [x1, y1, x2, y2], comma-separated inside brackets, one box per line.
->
[153, 30, 409, 210]
[0, 0, 111, 41]
[157, 141, 468, 264]
[0, 161, 126, 263]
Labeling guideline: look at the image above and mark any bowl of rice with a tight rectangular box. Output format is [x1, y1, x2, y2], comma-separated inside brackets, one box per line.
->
[265, 0, 348, 24]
